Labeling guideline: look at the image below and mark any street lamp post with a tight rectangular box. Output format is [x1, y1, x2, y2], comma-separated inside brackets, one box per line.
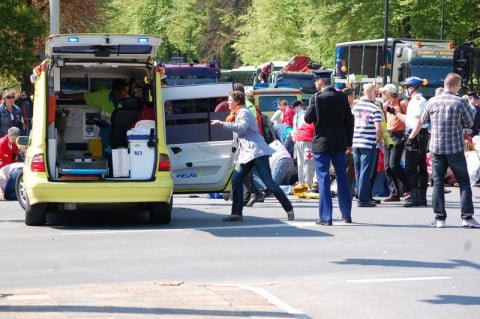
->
[383, 0, 389, 85]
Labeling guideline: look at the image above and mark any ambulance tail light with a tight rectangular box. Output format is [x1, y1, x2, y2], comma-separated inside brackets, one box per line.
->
[31, 153, 46, 172]
[158, 153, 171, 171]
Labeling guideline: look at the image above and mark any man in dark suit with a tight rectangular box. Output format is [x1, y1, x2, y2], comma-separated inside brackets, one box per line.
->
[304, 70, 354, 225]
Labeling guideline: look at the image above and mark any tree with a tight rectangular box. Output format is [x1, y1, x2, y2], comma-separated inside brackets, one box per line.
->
[0, 1, 46, 91]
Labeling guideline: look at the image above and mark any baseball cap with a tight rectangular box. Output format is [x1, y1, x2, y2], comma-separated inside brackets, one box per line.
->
[379, 83, 398, 94]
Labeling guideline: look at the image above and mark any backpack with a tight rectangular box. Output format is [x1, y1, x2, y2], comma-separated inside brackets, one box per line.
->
[259, 111, 275, 144]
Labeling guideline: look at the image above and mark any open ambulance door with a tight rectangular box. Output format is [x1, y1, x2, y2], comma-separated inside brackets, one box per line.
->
[162, 83, 235, 193]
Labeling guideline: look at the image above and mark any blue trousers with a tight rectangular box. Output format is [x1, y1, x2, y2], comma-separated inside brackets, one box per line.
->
[313, 152, 352, 222]
[353, 147, 377, 204]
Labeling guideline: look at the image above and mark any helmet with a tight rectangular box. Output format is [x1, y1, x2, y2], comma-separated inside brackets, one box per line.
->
[402, 76, 424, 87]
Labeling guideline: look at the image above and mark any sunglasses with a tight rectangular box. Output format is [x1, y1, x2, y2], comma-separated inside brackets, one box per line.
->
[4, 96, 15, 99]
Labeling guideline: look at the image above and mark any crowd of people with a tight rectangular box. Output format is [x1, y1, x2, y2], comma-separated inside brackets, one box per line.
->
[215, 72, 480, 229]
[0, 89, 31, 200]
[2, 73, 480, 229]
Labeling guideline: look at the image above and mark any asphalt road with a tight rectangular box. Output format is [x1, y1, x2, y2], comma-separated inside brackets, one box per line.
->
[0, 189, 479, 318]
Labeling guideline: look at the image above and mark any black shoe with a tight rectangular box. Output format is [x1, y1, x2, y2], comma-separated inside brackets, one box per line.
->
[414, 201, 427, 207]
[264, 190, 273, 198]
[358, 202, 376, 207]
[222, 215, 243, 222]
[403, 200, 416, 207]
[287, 210, 295, 221]
[315, 219, 332, 226]
[371, 198, 381, 204]
[255, 191, 265, 203]
[342, 217, 352, 223]
[311, 182, 319, 193]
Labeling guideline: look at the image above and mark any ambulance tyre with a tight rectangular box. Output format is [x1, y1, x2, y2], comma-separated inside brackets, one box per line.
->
[149, 198, 172, 224]
[25, 202, 47, 226]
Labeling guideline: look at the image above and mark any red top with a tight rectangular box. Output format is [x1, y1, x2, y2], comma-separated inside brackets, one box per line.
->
[294, 122, 314, 142]
[282, 107, 295, 127]
[0, 135, 19, 169]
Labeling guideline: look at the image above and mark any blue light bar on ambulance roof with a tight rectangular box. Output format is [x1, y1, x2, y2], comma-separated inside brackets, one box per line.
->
[67, 36, 80, 43]
[137, 37, 149, 44]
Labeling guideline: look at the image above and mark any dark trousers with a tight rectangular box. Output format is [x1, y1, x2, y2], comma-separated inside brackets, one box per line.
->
[405, 129, 429, 191]
[384, 131, 410, 196]
[231, 156, 293, 216]
[431, 152, 474, 220]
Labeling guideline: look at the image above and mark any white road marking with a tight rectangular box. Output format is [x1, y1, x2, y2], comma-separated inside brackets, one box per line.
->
[347, 276, 452, 283]
[57, 221, 317, 236]
[7, 294, 51, 301]
[236, 284, 307, 318]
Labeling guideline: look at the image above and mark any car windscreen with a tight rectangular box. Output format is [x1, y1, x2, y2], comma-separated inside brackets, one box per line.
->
[277, 74, 315, 92]
[258, 95, 299, 113]
[165, 97, 232, 144]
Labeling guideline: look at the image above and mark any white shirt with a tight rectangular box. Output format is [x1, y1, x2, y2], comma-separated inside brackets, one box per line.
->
[269, 140, 291, 169]
[271, 110, 283, 125]
[293, 109, 306, 130]
[406, 93, 427, 131]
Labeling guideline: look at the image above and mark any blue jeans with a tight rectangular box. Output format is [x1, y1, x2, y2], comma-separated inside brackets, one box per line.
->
[353, 146, 377, 204]
[431, 152, 474, 220]
[313, 152, 352, 222]
[271, 158, 294, 185]
[231, 156, 293, 216]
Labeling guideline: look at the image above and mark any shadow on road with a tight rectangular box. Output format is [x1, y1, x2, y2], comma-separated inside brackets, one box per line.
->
[45, 206, 332, 238]
[421, 295, 480, 306]
[0, 304, 296, 318]
[332, 258, 480, 271]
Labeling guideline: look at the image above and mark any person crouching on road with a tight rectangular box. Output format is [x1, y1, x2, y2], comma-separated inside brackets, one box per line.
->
[0, 127, 22, 200]
[211, 91, 294, 222]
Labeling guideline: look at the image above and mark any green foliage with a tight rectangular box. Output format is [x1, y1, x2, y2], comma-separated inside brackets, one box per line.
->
[0, 1, 47, 89]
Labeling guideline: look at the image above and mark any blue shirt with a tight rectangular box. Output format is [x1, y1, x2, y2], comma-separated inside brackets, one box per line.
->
[0, 104, 24, 137]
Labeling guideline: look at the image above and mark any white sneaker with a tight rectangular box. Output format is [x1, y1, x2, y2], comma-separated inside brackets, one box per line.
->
[462, 217, 480, 228]
[430, 219, 446, 228]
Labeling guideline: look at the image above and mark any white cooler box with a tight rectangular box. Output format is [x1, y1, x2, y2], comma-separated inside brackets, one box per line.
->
[127, 133, 155, 179]
[111, 148, 130, 177]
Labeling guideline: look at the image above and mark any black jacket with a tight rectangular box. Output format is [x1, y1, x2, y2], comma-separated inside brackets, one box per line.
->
[304, 87, 354, 153]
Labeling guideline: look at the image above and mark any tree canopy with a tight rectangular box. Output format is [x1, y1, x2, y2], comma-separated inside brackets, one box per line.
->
[2, 0, 480, 91]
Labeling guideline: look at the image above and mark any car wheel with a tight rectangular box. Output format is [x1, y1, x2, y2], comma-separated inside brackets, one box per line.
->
[15, 170, 27, 210]
[149, 197, 172, 224]
[25, 203, 47, 226]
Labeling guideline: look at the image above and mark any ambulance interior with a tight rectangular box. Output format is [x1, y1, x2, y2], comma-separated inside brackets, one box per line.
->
[48, 64, 157, 181]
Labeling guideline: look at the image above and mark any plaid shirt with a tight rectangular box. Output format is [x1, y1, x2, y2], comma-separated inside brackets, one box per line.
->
[421, 92, 474, 154]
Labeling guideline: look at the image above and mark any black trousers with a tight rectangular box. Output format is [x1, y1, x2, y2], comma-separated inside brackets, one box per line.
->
[384, 131, 410, 196]
[405, 129, 429, 190]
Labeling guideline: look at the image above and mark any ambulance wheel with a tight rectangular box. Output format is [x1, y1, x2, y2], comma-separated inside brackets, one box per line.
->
[25, 202, 47, 226]
[15, 171, 27, 210]
[149, 198, 172, 224]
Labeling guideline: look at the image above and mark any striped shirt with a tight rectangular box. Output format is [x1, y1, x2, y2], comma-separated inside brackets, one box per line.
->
[352, 98, 382, 149]
[421, 92, 474, 155]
